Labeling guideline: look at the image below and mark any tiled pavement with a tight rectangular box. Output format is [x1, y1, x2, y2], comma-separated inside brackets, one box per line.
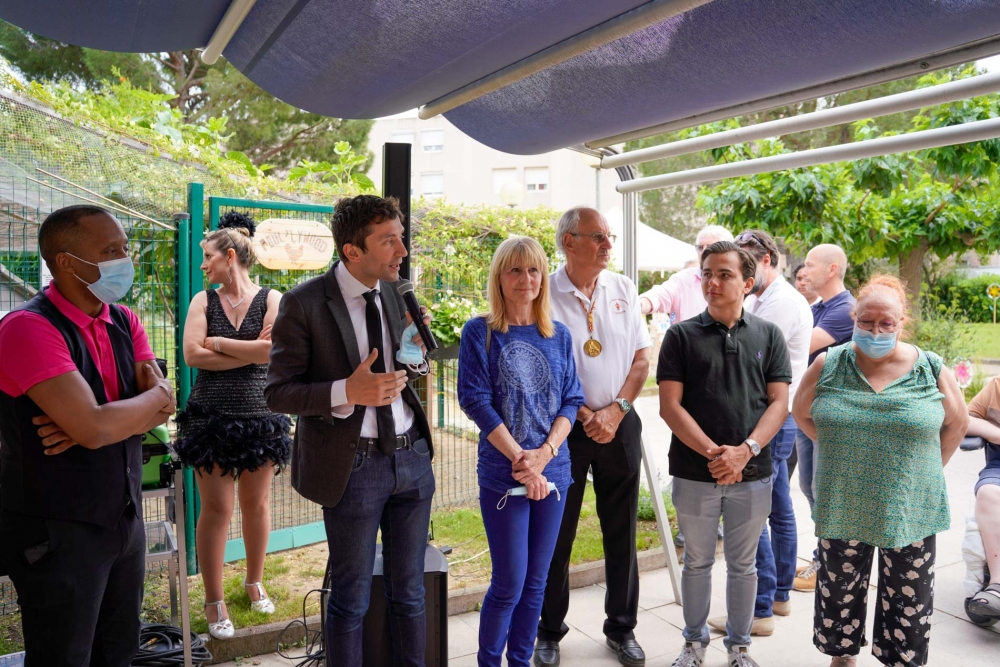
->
[219, 396, 1000, 666]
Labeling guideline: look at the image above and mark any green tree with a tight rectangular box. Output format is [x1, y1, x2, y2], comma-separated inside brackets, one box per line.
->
[0, 22, 372, 169]
[628, 69, 965, 243]
[695, 68, 1000, 307]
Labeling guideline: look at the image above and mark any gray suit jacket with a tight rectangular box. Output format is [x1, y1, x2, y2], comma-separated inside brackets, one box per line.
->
[264, 261, 432, 508]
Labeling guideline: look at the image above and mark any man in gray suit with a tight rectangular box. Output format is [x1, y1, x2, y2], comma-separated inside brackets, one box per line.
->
[265, 195, 435, 667]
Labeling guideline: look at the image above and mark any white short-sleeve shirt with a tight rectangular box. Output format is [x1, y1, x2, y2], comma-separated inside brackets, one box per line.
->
[744, 275, 812, 405]
[550, 267, 652, 411]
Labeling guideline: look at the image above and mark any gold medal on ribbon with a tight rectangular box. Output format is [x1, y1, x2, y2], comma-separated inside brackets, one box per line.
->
[584, 338, 602, 357]
[576, 295, 602, 357]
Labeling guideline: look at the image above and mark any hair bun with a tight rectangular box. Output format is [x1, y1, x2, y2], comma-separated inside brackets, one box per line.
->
[218, 210, 256, 238]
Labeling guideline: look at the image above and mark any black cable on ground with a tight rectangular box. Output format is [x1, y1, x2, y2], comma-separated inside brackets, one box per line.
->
[276, 588, 329, 667]
[132, 623, 212, 666]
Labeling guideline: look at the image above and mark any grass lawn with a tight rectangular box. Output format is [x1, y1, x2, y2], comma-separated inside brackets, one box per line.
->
[969, 323, 1000, 360]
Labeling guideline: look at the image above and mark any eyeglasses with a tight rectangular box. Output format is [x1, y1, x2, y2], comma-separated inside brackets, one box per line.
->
[856, 318, 899, 333]
[571, 232, 617, 245]
[734, 231, 765, 247]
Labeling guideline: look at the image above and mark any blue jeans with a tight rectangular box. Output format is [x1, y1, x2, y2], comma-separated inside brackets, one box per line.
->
[672, 476, 772, 651]
[795, 426, 817, 509]
[754, 415, 798, 618]
[478, 485, 567, 667]
[322, 444, 435, 667]
[795, 424, 819, 562]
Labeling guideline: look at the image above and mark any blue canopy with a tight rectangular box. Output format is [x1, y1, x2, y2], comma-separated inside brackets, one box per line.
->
[4, 0, 1000, 154]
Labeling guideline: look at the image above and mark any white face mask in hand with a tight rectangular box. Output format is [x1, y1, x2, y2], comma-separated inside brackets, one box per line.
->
[67, 254, 135, 304]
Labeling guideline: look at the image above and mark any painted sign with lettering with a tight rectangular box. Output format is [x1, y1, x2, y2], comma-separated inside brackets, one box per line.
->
[253, 219, 335, 270]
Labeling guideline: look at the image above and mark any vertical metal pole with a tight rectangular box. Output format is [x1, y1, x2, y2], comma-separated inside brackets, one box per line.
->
[174, 466, 194, 666]
[609, 157, 683, 605]
[382, 143, 412, 280]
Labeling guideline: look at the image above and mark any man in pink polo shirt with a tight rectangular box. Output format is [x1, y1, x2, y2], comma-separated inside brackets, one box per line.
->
[639, 225, 734, 322]
[0, 205, 175, 667]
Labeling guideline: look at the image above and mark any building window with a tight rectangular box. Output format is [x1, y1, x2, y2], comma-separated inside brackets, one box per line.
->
[421, 129, 444, 152]
[421, 172, 444, 197]
[492, 168, 517, 194]
[391, 131, 414, 144]
[525, 167, 549, 192]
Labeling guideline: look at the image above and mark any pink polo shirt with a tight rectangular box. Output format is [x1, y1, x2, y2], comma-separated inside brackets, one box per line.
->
[0, 282, 155, 401]
[640, 266, 706, 323]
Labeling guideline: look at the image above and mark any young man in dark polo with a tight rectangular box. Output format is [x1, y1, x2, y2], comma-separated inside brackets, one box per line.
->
[0, 205, 175, 666]
[657, 241, 791, 667]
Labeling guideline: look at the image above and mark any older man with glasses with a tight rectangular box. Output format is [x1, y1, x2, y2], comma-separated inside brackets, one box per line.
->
[535, 207, 652, 667]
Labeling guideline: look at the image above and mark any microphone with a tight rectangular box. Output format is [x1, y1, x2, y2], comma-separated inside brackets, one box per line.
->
[395, 280, 439, 352]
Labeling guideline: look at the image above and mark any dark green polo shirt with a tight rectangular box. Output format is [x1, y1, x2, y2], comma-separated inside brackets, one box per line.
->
[656, 309, 791, 483]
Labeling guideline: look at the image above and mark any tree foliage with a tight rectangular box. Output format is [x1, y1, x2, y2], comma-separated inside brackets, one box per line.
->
[0, 23, 373, 170]
[692, 67, 1000, 305]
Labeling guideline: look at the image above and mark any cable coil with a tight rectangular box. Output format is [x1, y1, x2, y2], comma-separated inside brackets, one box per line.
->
[132, 623, 212, 666]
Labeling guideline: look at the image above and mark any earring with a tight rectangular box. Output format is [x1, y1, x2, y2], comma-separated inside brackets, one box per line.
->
[227, 266, 233, 284]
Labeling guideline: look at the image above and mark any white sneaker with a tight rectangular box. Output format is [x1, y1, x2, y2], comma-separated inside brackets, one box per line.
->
[671, 642, 706, 667]
[728, 645, 761, 667]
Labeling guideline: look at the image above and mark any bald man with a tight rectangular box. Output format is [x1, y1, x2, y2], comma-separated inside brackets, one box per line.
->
[791, 244, 856, 593]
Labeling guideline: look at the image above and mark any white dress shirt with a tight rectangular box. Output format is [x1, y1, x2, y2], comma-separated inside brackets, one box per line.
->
[330, 262, 415, 437]
[550, 267, 652, 411]
[744, 274, 812, 405]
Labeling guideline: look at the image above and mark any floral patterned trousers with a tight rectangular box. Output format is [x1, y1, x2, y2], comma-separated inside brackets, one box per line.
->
[813, 536, 936, 667]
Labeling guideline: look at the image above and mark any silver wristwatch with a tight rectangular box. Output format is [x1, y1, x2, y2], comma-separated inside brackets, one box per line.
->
[743, 438, 761, 456]
[614, 397, 632, 414]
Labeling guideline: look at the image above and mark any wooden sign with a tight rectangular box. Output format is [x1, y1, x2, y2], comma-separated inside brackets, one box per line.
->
[254, 218, 335, 270]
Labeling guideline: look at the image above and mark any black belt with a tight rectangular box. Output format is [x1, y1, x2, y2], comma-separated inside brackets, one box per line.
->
[360, 425, 422, 452]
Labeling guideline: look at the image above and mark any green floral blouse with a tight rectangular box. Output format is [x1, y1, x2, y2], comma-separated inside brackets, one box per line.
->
[812, 344, 949, 548]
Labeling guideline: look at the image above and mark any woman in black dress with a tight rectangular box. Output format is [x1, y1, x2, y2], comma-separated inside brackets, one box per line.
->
[175, 212, 291, 639]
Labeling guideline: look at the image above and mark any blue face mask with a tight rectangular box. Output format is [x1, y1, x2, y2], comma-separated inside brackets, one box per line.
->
[68, 253, 134, 304]
[396, 322, 425, 366]
[852, 327, 898, 359]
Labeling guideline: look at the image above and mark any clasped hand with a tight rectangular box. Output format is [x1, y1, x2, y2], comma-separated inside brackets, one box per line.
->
[511, 448, 552, 500]
[580, 405, 623, 444]
[706, 444, 751, 485]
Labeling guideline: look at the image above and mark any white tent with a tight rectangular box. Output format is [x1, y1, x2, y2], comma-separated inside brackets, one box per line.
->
[605, 206, 698, 273]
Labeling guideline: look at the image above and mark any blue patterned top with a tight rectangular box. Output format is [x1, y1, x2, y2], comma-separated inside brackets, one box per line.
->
[457, 317, 585, 495]
[812, 344, 949, 548]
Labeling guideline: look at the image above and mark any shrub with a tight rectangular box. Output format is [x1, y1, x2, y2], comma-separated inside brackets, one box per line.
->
[925, 273, 1000, 324]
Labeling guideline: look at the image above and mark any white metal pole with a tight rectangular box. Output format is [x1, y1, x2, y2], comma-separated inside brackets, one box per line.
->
[418, 0, 714, 119]
[173, 467, 194, 666]
[617, 116, 1000, 193]
[602, 71, 1000, 170]
[612, 151, 683, 605]
[201, 0, 257, 65]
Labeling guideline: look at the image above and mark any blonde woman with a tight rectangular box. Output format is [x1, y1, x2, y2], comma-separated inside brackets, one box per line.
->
[457, 236, 584, 667]
[175, 212, 291, 639]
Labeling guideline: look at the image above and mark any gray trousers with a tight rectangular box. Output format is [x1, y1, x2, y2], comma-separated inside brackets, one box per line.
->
[672, 476, 773, 650]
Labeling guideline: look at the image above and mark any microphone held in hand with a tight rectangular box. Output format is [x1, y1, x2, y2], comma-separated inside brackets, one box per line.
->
[395, 280, 439, 352]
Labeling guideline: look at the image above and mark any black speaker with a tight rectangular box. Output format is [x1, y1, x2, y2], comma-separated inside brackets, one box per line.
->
[361, 544, 449, 667]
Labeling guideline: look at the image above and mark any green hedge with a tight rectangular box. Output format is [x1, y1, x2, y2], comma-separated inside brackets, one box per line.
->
[926, 273, 1000, 324]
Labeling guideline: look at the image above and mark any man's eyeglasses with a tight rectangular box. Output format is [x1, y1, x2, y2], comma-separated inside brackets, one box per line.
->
[571, 232, 617, 245]
[856, 318, 899, 334]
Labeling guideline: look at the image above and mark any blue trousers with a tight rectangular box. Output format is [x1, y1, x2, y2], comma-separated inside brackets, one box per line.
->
[478, 485, 567, 667]
[754, 415, 798, 618]
[322, 444, 435, 667]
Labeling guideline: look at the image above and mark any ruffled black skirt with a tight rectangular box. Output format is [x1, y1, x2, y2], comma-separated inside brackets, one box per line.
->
[173, 401, 292, 477]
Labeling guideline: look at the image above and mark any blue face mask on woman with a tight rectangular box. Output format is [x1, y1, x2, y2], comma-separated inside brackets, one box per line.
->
[67, 253, 135, 304]
[852, 327, 897, 359]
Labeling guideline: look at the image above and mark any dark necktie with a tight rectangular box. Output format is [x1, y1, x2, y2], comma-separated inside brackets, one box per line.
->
[363, 289, 398, 456]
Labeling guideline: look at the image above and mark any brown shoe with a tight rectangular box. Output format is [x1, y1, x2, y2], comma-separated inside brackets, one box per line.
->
[793, 560, 820, 592]
[772, 599, 791, 616]
[707, 615, 774, 636]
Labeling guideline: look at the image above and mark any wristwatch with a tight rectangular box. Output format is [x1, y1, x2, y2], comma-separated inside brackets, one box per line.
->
[543, 441, 559, 458]
[614, 397, 632, 414]
[742, 438, 761, 456]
